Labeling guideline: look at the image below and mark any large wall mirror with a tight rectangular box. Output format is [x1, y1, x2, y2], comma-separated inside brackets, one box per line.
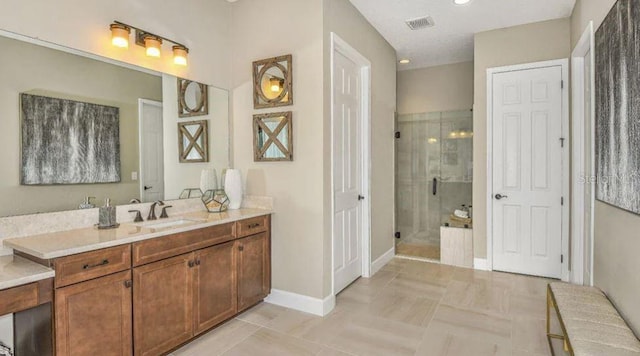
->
[0, 33, 230, 217]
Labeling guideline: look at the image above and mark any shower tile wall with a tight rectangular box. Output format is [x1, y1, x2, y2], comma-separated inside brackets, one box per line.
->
[396, 110, 473, 253]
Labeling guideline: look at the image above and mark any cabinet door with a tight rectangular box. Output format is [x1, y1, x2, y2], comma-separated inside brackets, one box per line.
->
[133, 253, 194, 356]
[237, 232, 271, 311]
[193, 241, 237, 334]
[55, 270, 132, 356]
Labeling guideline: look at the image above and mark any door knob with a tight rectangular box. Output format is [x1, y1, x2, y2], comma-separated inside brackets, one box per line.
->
[495, 194, 508, 200]
[358, 195, 365, 201]
[144, 185, 153, 191]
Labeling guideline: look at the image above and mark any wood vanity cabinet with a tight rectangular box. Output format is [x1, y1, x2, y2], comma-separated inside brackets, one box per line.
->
[29, 214, 270, 356]
[53, 245, 133, 356]
[133, 217, 270, 355]
[55, 270, 132, 356]
[237, 232, 271, 312]
[133, 253, 194, 356]
[193, 241, 237, 334]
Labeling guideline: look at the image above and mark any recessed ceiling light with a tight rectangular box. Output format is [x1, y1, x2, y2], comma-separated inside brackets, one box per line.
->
[399, 59, 411, 64]
[453, 0, 472, 5]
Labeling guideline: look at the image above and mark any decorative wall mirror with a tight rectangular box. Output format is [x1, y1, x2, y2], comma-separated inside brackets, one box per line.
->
[178, 120, 209, 163]
[253, 111, 293, 161]
[178, 78, 208, 117]
[253, 54, 293, 109]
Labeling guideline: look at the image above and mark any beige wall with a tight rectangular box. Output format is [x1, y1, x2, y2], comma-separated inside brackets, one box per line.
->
[571, 0, 640, 336]
[322, 0, 397, 296]
[231, 0, 396, 300]
[162, 75, 230, 200]
[473, 18, 571, 258]
[0, 0, 232, 89]
[570, 0, 616, 47]
[231, 0, 326, 299]
[0, 36, 161, 216]
[397, 61, 474, 115]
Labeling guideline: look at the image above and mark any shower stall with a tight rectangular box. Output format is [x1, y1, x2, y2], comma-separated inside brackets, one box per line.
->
[395, 109, 473, 261]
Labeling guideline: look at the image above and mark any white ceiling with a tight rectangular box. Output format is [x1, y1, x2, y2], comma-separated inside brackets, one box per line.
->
[349, 0, 575, 70]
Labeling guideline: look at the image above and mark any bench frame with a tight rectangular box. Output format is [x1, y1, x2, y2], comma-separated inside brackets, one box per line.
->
[547, 284, 574, 356]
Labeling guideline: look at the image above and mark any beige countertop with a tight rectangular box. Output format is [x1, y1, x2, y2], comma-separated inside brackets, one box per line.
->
[0, 255, 55, 290]
[3, 208, 273, 260]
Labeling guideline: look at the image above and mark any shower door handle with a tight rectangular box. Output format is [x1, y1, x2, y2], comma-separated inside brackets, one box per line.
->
[432, 177, 437, 196]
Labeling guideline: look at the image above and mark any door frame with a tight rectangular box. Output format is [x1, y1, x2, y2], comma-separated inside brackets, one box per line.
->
[138, 98, 164, 201]
[330, 32, 372, 296]
[570, 22, 595, 286]
[485, 59, 570, 281]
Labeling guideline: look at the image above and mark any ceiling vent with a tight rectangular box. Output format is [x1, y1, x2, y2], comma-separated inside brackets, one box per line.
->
[405, 16, 435, 30]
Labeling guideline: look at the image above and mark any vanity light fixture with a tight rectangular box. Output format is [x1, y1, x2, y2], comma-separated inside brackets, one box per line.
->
[109, 21, 189, 65]
[144, 35, 162, 58]
[399, 59, 411, 64]
[173, 45, 188, 66]
[453, 0, 472, 5]
[110, 23, 130, 48]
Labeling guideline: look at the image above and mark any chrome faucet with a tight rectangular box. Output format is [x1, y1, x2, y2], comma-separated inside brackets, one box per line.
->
[147, 200, 164, 221]
[129, 198, 141, 204]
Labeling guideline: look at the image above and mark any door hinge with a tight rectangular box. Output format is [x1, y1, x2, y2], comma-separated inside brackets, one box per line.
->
[561, 80, 564, 89]
[395, 131, 401, 139]
[560, 137, 565, 147]
[561, 197, 564, 206]
[395, 232, 401, 239]
[561, 254, 564, 263]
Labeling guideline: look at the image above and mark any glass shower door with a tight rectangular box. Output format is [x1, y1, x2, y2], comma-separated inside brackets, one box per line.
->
[395, 110, 473, 261]
[396, 112, 442, 260]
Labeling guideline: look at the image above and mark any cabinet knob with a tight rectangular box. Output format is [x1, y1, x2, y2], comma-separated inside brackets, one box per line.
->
[238, 245, 244, 251]
[188, 260, 196, 268]
[124, 280, 132, 288]
[247, 223, 260, 229]
[195, 259, 201, 266]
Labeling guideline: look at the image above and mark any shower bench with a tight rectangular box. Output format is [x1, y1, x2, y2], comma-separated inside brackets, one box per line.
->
[546, 282, 640, 356]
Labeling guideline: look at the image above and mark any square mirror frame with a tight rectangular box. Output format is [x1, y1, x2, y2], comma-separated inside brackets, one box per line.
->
[178, 120, 209, 163]
[253, 111, 293, 162]
[178, 78, 209, 118]
[252, 54, 293, 109]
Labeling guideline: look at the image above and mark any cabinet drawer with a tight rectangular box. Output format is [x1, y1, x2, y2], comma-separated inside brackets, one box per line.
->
[132, 223, 235, 267]
[54, 245, 131, 288]
[0, 282, 39, 315]
[236, 216, 269, 238]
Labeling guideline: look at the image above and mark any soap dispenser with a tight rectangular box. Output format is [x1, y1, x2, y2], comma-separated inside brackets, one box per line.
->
[98, 198, 118, 229]
[79, 196, 96, 209]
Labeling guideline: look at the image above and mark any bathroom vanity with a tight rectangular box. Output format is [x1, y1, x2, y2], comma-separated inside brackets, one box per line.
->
[3, 209, 272, 356]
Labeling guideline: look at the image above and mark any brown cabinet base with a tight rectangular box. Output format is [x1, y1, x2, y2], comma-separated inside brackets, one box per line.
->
[34, 215, 271, 356]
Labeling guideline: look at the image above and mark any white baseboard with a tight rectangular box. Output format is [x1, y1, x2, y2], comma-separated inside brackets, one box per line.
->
[474, 258, 489, 271]
[370, 247, 395, 275]
[265, 289, 335, 316]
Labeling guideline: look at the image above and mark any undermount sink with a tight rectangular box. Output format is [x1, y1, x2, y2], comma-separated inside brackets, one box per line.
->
[137, 219, 204, 229]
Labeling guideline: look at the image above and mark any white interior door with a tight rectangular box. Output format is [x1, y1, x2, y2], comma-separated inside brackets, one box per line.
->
[333, 49, 363, 294]
[491, 65, 564, 279]
[139, 99, 164, 203]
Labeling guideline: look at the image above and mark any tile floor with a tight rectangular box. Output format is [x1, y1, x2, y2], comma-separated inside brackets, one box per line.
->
[172, 258, 565, 356]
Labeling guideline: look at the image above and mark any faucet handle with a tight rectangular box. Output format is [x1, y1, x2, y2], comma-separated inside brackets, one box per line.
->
[128, 210, 143, 223]
[160, 206, 173, 219]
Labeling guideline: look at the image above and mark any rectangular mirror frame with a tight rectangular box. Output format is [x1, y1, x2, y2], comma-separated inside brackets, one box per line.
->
[178, 120, 209, 163]
[253, 111, 293, 162]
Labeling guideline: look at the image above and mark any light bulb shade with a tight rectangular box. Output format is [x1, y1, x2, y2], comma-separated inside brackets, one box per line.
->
[269, 77, 282, 93]
[144, 36, 162, 58]
[173, 45, 189, 66]
[110, 24, 130, 48]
